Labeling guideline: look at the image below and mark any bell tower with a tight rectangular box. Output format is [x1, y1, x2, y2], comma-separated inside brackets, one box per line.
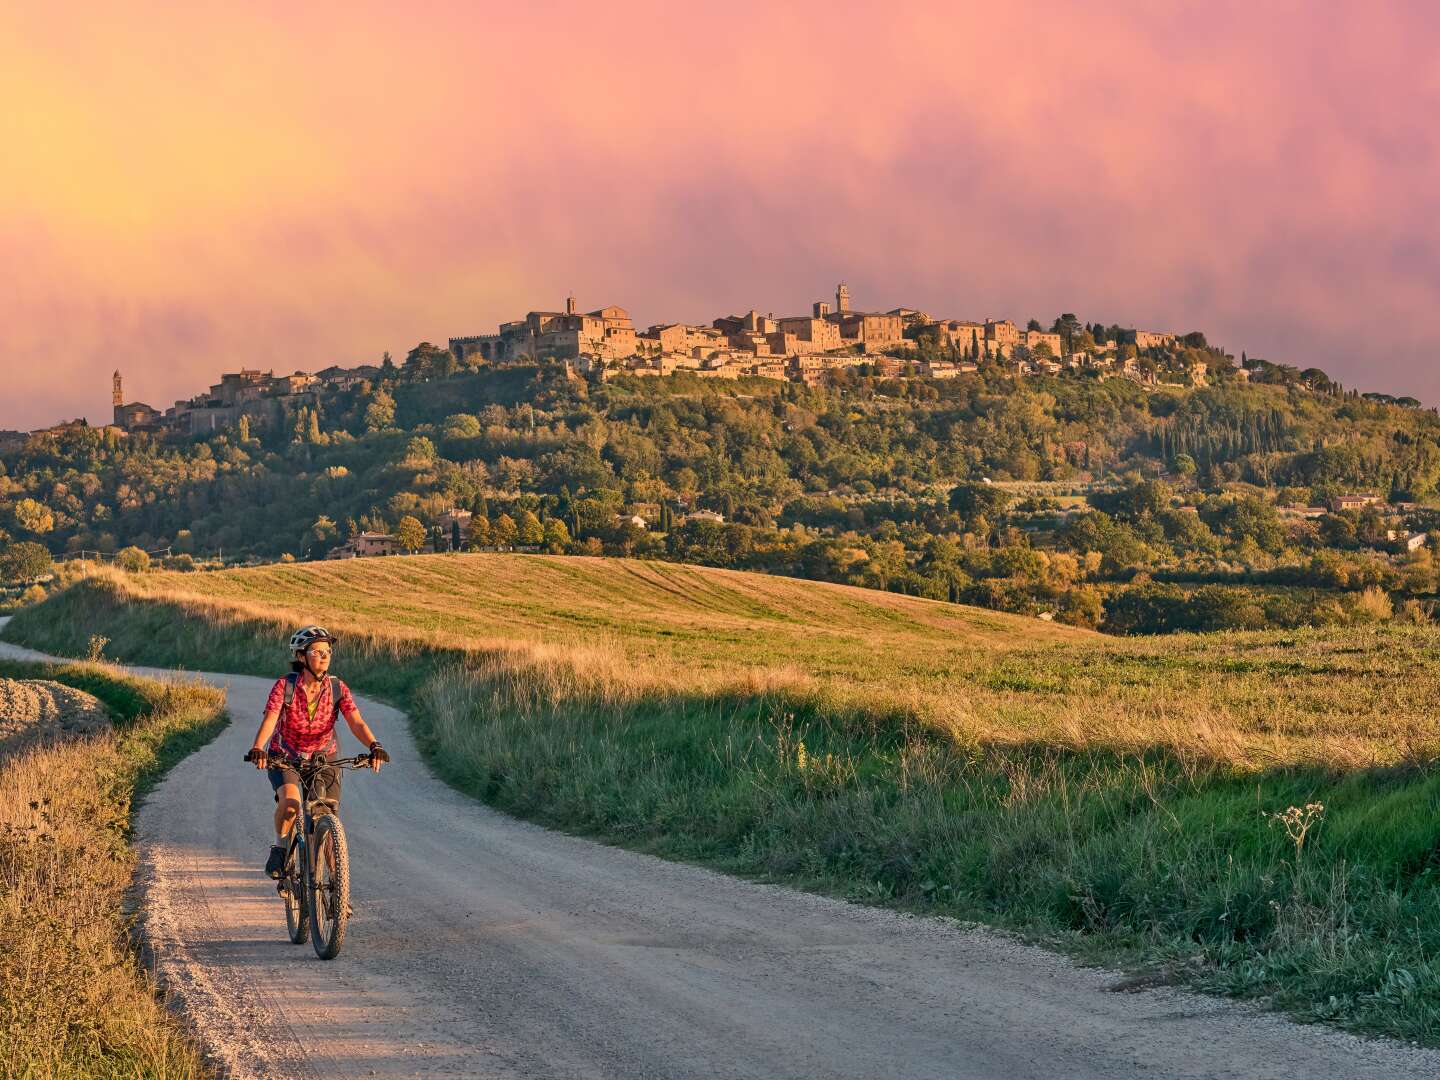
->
[836, 282, 851, 314]
[113, 370, 123, 407]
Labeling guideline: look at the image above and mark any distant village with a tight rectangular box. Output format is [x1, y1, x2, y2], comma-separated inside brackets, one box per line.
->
[447, 282, 1204, 387]
[100, 282, 1212, 441]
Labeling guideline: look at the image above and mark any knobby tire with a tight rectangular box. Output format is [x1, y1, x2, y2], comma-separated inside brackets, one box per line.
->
[285, 832, 309, 945]
[308, 814, 350, 960]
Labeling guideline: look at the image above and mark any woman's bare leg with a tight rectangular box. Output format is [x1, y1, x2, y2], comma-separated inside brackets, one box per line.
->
[274, 781, 301, 843]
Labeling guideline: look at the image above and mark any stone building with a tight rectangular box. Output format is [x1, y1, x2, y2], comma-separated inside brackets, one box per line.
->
[714, 309, 779, 337]
[834, 310, 905, 350]
[820, 284, 905, 352]
[638, 324, 725, 359]
[452, 297, 638, 364]
[111, 372, 165, 432]
[328, 531, 402, 559]
[1120, 329, 1177, 350]
[931, 320, 986, 352]
[985, 319, 1020, 354]
[449, 333, 507, 364]
[315, 364, 382, 389]
[1022, 330, 1063, 358]
[775, 315, 843, 353]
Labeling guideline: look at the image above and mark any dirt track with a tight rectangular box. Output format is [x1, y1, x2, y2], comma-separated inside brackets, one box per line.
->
[2, 626, 1438, 1079]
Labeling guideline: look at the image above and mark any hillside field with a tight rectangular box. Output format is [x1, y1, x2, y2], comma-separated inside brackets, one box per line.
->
[9, 554, 1440, 1042]
[61, 553, 1438, 768]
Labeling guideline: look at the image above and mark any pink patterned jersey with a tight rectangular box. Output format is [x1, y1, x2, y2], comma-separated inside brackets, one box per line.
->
[264, 675, 360, 756]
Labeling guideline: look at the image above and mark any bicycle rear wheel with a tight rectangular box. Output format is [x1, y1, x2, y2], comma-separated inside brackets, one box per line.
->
[284, 834, 309, 944]
[308, 814, 350, 960]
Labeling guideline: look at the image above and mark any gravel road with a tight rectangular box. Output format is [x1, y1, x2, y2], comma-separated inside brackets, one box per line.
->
[3, 625, 1437, 1079]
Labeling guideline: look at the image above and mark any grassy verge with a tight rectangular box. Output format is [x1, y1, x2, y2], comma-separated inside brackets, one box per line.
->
[9, 572, 1440, 1044]
[0, 654, 226, 1079]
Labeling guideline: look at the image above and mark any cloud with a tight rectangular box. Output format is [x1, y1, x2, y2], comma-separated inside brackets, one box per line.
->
[2, 1, 1439, 426]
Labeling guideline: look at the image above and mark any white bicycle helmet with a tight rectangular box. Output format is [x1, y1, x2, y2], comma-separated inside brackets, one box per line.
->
[288, 626, 336, 655]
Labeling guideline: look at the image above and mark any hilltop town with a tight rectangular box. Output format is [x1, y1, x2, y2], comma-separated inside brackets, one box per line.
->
[105, 283, 1224, 438]
[448, 282, 1198, 386]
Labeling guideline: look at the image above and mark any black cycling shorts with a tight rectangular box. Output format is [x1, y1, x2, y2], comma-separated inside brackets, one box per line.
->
[268, 764, 341, 811]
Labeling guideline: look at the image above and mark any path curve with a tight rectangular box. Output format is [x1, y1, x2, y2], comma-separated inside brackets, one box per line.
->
[3, 625, 1437, 1078]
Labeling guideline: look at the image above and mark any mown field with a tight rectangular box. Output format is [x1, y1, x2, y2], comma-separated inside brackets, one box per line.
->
[0, 653, 225, 1079]
[8, 554, 1440, 1043]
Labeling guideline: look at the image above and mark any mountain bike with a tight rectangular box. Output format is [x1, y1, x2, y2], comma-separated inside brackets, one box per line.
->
[251, 752, 376, 960]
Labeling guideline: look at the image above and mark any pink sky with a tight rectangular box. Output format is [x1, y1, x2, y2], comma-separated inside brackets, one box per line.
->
[3, 1, 1439, 429]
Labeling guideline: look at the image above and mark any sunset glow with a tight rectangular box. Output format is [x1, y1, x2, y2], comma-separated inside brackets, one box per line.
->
[4, 1, 1439, 428]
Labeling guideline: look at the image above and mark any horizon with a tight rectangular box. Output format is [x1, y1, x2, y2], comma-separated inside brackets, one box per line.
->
[4, 2, 1439, 429]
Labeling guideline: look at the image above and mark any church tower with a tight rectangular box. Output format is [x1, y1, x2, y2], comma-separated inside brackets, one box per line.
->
[836, 282, 851, 314]
[113, 370, 123, 407]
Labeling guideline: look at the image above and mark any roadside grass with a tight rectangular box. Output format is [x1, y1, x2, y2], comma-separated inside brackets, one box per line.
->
[0, 655, 226, 1079]
[9, 560, 1440, 1043]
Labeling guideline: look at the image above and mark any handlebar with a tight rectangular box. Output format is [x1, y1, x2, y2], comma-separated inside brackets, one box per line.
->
[243, 752, 379, 772]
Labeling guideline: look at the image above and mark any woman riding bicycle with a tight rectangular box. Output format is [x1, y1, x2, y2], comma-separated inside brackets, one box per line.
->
[245, 626, 388, 878]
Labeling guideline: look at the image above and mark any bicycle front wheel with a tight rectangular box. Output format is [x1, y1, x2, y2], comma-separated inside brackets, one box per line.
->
[308, 814, 350, 960]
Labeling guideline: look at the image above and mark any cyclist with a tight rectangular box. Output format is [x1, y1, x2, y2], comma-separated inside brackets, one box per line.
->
[244, 626, 388, 878]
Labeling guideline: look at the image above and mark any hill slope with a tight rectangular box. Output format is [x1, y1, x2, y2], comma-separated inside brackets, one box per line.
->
[50, 553, 1434, 768]
[129, 551, 1087, 669]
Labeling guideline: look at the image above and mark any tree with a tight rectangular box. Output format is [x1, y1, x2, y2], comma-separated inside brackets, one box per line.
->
[402, 436, 437, 466]
[237, 414, 251, 442]
[493, 513, 518, 546]
[443, 413, 482, 440]
[0, 541, 52, 583]
[1052, 313, 1082, 356]
[14, 498, 54, 535]
[467, 516, 492, 549]
[542, 518, 571, 553]
[307, 515, 338, 558]
[404, 342, 458, 381]
[517, 510, 544, 546]
[114, 546, 151, 573]
[451, 520, 463, 551]
[364, 390, 397, 432]
[395, 515, 426, 553]
[1103, 582, 1186, 634]
[948, 482, 1012, 519]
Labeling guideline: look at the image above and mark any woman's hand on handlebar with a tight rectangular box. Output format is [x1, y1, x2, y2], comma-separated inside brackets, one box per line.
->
[244, 747, 269, 770]
[368, 742, 389, 773]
